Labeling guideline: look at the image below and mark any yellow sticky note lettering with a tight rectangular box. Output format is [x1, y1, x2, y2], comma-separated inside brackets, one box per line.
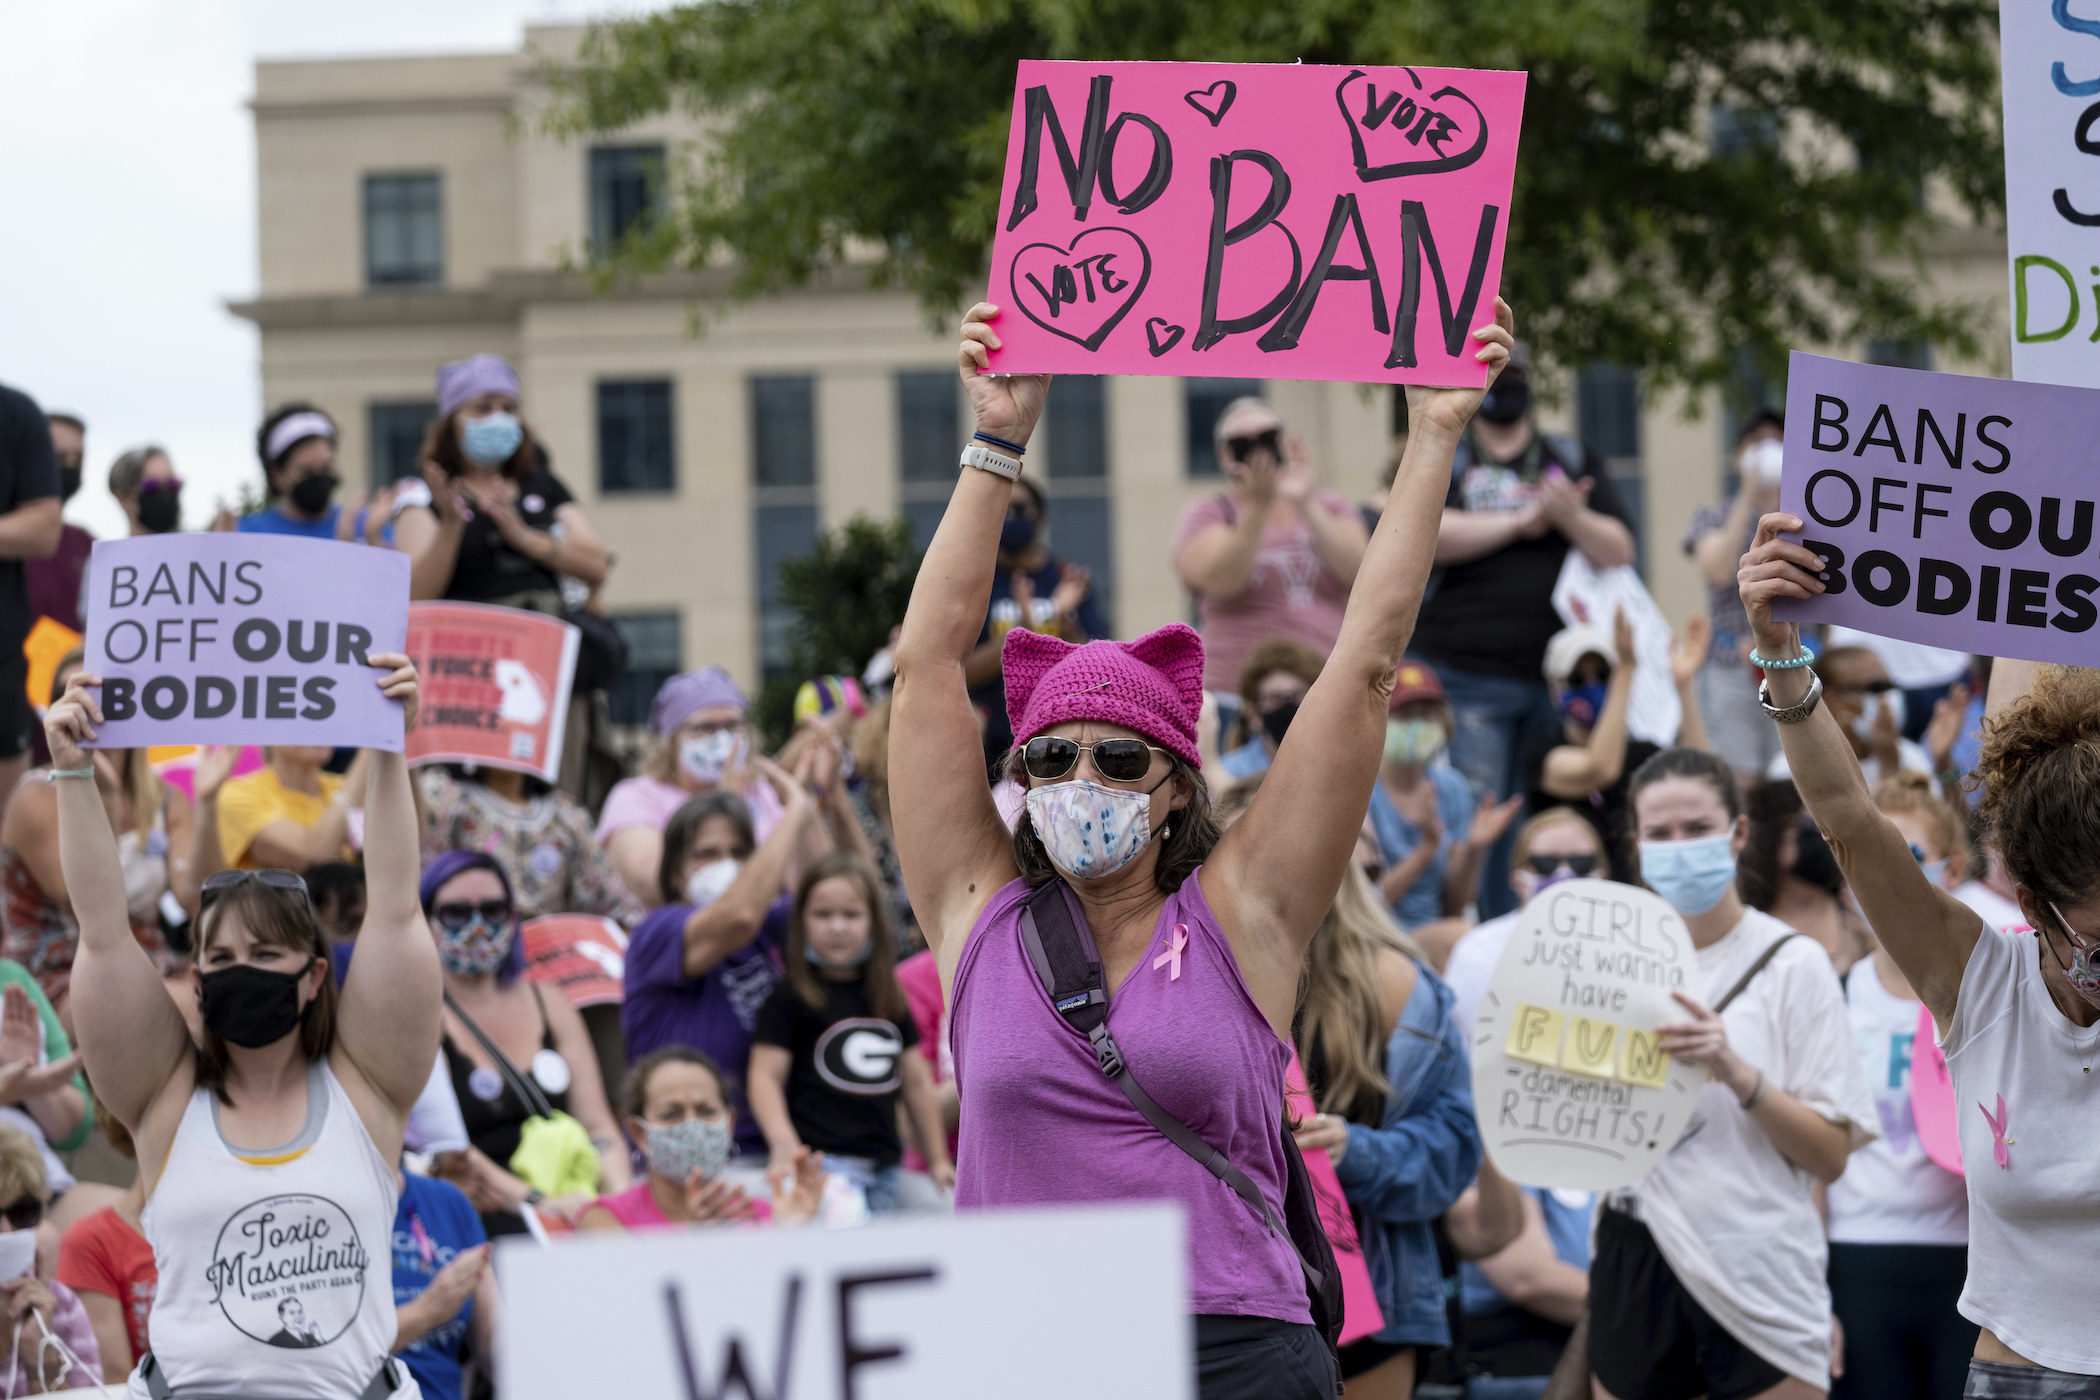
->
[1619, 1026, 1671, 1088]
[1505, 1004, 1565, 1066]
[1560, 1016, 1619, 1078]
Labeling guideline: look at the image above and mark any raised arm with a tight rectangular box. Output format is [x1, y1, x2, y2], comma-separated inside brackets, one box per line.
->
[1174, 480, 1271, 598]
[47, 675, 192, 1132]
[1738, 513, 1979, 1023]
[394, 470, 467, 602]
[1433, 503, 1543, 566]
[889, 304, 1042, 971]
[1209, 300, 1515, 983]
[677, 762, 816, 978]
[334, 657, 443, 1125]
[1540, 608, 1636, 798]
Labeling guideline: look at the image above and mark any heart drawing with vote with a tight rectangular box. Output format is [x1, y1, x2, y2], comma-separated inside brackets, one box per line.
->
[1335, 68, 1491, 180]
[1009, 227, 1152, 350]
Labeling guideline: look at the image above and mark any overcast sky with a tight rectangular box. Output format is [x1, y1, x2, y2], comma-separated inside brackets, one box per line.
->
[0, 0, 672, 538]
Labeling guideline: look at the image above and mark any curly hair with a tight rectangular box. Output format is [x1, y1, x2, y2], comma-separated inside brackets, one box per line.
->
[1972, 665, 2100, 907]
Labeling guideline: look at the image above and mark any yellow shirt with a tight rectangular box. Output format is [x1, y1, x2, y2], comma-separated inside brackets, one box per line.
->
[216, 767, 346, 870]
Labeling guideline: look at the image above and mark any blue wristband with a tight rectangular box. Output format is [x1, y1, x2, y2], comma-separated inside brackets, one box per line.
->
[972, 430, 1027, 456]
[1748, 644, 1816, 670]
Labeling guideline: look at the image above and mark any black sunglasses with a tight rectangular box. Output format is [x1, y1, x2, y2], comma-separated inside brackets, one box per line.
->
[1022, 736, 1167, 783]
[1526, 854, 1599, 878]
[201, 869, 310, 908]
[433, 899, 513, 931]
[1226, 428, 1283, 463]
[0, 1195, 42, 1232]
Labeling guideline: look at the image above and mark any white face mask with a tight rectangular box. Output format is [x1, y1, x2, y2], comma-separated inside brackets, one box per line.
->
[679, 730, 744, 785]
[1023, 780, 1161, 881]
[1743, 438, 1784, 486]
[684, 859, 741, 909]
[1848, 689, 1907, 743]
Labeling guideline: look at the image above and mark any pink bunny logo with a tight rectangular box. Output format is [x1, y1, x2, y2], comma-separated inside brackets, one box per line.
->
[1979, 1094, 2013, 1170]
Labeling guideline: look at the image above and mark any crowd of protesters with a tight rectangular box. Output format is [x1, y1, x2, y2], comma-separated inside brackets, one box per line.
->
[0, 291, 2080, 1400]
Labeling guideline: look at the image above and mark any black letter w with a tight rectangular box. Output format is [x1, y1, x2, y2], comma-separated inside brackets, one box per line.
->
[664, 1276, 803, 1400]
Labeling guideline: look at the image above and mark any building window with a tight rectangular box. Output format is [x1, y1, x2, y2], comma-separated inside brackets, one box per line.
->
[1044, 375, 1107, 481]
[1185, 377, 1263, 476]
[898, 370, 961, 549]
[754, 504, 819, 676]
[607, 611, 682, 729]
[1866, 339, 1932, 371]
[1578, 363, 1645, 573]
[751, 376, 816, 488]
[363, 174, 442, 289]
[1039, 375, 1114, 626]
[368, 401, 437, 486]
[590, 145, 665, 255]
[597, 380, 676, 494]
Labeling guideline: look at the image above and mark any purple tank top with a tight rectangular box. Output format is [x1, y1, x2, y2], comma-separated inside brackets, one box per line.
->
[950, 871, 1309, 1323]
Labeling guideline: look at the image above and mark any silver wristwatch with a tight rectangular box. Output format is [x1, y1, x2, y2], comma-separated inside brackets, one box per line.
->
[1757, 667, 1824, 724]
[959, 441, 1023, 481]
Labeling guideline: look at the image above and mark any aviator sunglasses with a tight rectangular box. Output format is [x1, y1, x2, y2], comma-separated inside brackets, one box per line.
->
[1022, 736, 1168, 784]
[1226, 427, 1283, 463]
[432, 900, 514, 932]
[0, 1196, 41, 1232]
[201, 868, 310, 909]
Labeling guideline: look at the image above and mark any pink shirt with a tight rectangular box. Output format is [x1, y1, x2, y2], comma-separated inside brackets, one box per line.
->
[594, 1179, 773, 1228]
[595, 773, 785, 846]
[1173, 490, 1357, 690]
[896, 950, 956, 1171]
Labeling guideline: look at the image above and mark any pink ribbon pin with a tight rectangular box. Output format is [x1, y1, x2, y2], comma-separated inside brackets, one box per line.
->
[1154, 923, 1189, 981]
[1979, 1093, 2012, 1170]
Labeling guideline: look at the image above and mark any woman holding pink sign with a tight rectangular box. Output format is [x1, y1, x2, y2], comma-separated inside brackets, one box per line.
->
[1741, 511, 2100, 1394]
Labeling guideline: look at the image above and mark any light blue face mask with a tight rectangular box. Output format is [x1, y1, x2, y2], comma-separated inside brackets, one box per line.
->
[460, 411, 524, 466]
[1639, 833, 1739, 915]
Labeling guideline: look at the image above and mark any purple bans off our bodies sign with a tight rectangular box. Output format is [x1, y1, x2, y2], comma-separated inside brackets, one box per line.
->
[1775, 352, 2100, 666]
[82, 535, 411, 751]
[982, 60, 1527, 385]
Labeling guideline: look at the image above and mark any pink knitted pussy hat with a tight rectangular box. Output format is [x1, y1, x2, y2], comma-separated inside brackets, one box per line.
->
[1002, 624, 1206, 768]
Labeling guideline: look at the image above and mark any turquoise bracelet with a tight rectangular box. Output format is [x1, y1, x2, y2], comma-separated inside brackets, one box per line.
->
[1748, 645, 1817, 670]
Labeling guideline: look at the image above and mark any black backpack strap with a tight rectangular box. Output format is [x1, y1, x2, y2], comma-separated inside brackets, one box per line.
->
[1017, 882, 1315, 1284]
[1714, 933, 1801, 1014]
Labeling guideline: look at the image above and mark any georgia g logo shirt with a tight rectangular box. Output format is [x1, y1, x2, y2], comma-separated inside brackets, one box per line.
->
[814, 1018, 905, 1095]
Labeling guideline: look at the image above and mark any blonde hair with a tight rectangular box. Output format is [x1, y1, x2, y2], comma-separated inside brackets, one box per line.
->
[851, 697, 892, 794]
[0, 1123, 47, 1206]
[1298, 864, 1427, 1121]
[1872, 770, 1969, 869]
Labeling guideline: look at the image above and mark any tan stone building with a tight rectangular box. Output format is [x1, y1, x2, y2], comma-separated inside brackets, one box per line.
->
[233, 25, 2009, 727]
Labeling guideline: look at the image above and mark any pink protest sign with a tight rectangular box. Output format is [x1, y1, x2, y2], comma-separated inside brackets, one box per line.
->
[984, 60, 1527, 385]
[82, 534, 411, 752]
[1774, 352, 2100, 665]
[1285, 1050, 1385, 1345]
[1910, 1001, 1964, 1176]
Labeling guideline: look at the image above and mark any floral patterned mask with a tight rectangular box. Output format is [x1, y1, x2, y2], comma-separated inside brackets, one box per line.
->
[1024, 779, 1160, 880]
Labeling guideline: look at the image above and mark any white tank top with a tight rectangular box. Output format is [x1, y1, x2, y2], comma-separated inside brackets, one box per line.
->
[133, 1059, 418, 1398]
[1827, 957, 1967, 1244]
[1943, 924, 2100, 1375]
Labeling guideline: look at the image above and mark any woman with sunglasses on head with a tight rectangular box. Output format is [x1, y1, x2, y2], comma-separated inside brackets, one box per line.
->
[50, 654, 435, 1400]
[891, 298, 1514, 1400]
[422, 851, 627, 1234]
[1742, 512, 2100, 1395]
[1172, 397, 1371, 700]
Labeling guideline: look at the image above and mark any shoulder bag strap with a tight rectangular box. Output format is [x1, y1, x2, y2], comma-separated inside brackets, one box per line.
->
[1713, 933, 1801, 1014]
[444, 990, 556, 1119]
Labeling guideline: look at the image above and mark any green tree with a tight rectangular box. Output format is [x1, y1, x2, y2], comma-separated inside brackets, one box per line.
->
[754, 513, 922, 746]
[546, 0, 2001, 394]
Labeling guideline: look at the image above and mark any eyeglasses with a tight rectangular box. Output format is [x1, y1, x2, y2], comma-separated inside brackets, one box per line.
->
[1021, 736, 1168, 783]
[1526, 854, 1599, 878]
[1831, 677, 1897, 697]
[1225, 428, 1283, 463]
[432, 899, 513, 931]
[0, 1196, 43, 1232]
[201, 869, 310, 909]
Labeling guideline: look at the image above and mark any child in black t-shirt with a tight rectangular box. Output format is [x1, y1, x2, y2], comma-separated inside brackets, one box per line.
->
[748, 852, 953, 1214]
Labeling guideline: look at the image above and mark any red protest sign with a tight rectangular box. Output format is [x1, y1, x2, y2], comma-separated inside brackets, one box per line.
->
[521, 914, 628, 1009]
[405, 602, 579, 782]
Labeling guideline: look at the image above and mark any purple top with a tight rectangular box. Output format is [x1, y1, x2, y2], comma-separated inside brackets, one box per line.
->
[950, 871, 1308, 1323]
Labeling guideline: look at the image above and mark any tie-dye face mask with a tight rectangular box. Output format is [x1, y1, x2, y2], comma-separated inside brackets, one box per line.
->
[1023, 779, 1159, 880]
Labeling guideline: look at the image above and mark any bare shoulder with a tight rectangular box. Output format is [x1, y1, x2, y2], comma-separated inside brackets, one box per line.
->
[1375, 946, 1420, 1037]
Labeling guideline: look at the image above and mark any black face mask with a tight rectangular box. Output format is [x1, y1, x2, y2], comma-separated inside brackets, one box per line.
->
[1790, 821, 1845, 896]
[1476, 376, 1532, 426]
[137, 487, 181, 534]
[289, 471, 338, 516]
[1260, 701, 1299, 747]
[58, 466, 81, 503]
[198, 959, 314, 1049]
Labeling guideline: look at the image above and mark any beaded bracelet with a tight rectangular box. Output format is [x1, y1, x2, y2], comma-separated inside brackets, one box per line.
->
[972, 430, 1027, 456]
[1748, 644, 1817, 670]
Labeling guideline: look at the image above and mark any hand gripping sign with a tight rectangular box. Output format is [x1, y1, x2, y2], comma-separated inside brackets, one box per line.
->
[82, 535, 410, 752]
[404, 602, 580, 782]
[983, 59, 1527, 385]
[1470, 879, 1705, 1191]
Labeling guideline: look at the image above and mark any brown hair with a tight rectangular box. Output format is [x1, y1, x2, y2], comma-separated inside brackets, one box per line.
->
[1004, 750, 1220, 898]
[1872, 770, 1970, 871]
[782, 851, 905, 1022]
[1737, 778, 1803, 913]
[193, 879, 337, 1105]
[619, 1046, 730, 1124]
[1236, 638, 1324, 716]
[656, 791, 755, 905]
[417, 408, 539, 482]
[1972, 665, 2100, 908]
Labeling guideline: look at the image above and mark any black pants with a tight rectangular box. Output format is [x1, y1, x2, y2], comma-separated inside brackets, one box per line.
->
[1829, 1242, 1975, 1400]
[1195, 1315, 1339, 1400]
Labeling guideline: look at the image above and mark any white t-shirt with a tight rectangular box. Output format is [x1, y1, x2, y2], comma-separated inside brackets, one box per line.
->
[1827, 958, 1968, 1244]
[1944, 924, 2100, 1374]
[1956, 881, 2026, 934]
[1766, 736, 1931, 787]
[1443, 910, 1519, 1035]
[1612, 908, 1877, 1388]
[1823, 629, 1970, 689]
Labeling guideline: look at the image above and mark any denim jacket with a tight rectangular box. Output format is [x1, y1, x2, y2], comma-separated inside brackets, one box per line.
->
[1332, 961, 1482, 1348]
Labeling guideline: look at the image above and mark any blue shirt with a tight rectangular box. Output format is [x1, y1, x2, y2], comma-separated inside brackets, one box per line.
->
[1219, 738, 1272, 782]
[237, 503, 390, 544]
[393, 1173, 486, 1400]
[1460, 1187, 1594, 1315]
[1367, 764, 1473, 929]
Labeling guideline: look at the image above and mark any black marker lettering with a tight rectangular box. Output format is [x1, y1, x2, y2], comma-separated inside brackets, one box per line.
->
[1387, 200, 1498, 368]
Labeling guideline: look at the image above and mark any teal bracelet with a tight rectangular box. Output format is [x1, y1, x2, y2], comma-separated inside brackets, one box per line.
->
[1748, 645, 1816, 670]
